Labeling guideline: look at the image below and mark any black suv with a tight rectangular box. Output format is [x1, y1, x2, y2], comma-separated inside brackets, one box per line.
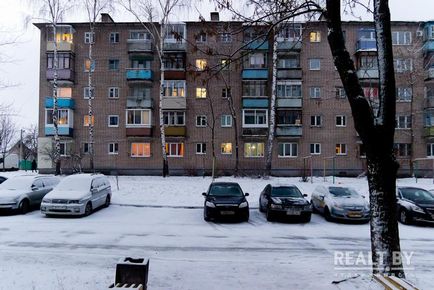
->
[259, 184, 312, 222]
[203, 182, 249, 222]
[397, 187, 434, 225]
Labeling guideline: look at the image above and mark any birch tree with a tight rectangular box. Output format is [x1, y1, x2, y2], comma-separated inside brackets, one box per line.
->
[120, 0, 188, 177]
[0, 113, 16, 171]
[83, 0, 114, 171]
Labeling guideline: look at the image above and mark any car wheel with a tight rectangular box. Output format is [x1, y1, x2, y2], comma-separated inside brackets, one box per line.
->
[84, 202, 93, 217]
[399, 209, 412, 225]
[324, 207, 332, 222]
[243, 212, 249, 222]
[312, 203, 319, 213]
[104, 195, 111, 208]
[19, 199, 30, 214]
[259, 200, 264, 212]
[266, 209, 274, 222]
[303, 214, 312, 223]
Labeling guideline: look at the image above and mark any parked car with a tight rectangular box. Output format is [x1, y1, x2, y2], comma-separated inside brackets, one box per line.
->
[0, 175, 59, 214]
[259, 184, 312, 222]
[41, 173, 111, 217]
[311, 185, 370, 222]
[397, 187, 434, 224]
[202, 182, 249, 222]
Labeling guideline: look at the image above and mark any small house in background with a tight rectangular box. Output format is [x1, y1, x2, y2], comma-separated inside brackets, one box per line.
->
[4, 141, 35, 170]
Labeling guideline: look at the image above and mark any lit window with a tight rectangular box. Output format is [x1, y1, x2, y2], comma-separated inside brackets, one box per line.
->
[336, 144, 347, 155]
[126, 109, 151, 127]
[163, 81, 186, 97]
[309, 31, 321, 42]
[196, 143, 206, 154]
[336, 115, 346, 127]
[84, 32, 95, 44]
[221, 143, 232, 154]
[196, 87, 207, 98]
[83, 115, 95, 127]
[196, 115, 207, 127]
[244, 142, 264, 158]
[196, 59, 207, 71]
[221, 59, 230, 70]
[309, 59, 321, 70]
[46, 109, 69, 126]
[57, 87, 72, 98]
[221, 115, 232, 127]
[108, 143, 119, 155]
[108, 115, 119, 127]
[310, 143, 321, 155]
[278, 143, 298, 157]
[108, 87, 120, 99]
[131, 143, 151, 157]
[84, 58, 95, 72]
[165, 143, 184, 157]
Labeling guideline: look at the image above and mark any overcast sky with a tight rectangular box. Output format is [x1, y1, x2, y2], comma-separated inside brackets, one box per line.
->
[0, 0, 433, 130]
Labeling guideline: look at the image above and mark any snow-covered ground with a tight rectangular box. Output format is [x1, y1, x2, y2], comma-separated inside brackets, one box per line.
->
[0, 172, 433, 289]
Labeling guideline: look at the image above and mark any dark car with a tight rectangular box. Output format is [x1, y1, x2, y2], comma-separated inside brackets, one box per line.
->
[203, 182, 249, 222]
[397, 187, 434, 225]
[0, 176, 7, 184]
[259, 184, 312, 222]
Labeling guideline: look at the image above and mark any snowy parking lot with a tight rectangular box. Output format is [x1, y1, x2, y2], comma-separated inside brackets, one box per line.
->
[0, 174, 434, 289]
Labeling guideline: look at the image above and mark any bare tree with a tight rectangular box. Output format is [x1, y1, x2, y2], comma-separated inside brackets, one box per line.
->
[82, 0, 114, 171]
[120, 0, 188, 177]
[23, 124, 39, 161]
[0, 114, 16, 171]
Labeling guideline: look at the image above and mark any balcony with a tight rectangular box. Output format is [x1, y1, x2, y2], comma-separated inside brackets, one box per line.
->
[45, 127, 73, 137]
[165, 126, 186, 136]
[46, 69, 75, 83]
[127, 40, 152, 52]
[277, 68, 302, 79]
[276, 98, 302, 108]
[242, 98, 269, 108]
[127, 97, 153, 108]
[276, 125, 302, 137]
[126, 69, 153, 81]
[426, 68, 434, 80]
[356, 39, 376, 52]
[242, 69, 268, 79]
[161, 97, 186, 109]
[44, 97, 75, 109]
[357, 68, 379, 79]
[423, 41, 434, 52]
[244, 39, 269, 50]
[242, 128, 268, 137]
[424, 126, 434, 137]
[163, 42, 186, 51]
[47, 41, 74, 52]
[276, 40, 302, 50]
[165, 70, 186, 80]
[126, 127, 152, 137]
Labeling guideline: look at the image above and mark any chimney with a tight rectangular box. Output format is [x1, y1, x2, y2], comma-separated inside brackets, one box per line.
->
[210, 12, 219, 22]
[101, 13, 114, 23]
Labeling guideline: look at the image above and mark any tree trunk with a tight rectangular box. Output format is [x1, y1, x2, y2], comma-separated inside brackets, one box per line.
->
[52, 24, 61, 175]
[325, 0, 404, 277]
[159, 22, 168, 177]
[87, 27, 95, 172]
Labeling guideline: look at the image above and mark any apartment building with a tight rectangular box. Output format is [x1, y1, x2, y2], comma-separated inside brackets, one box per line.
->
[35, 13, 434, 176]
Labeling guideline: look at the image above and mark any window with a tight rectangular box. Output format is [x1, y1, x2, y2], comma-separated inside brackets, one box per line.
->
[221, 115, 232, 127]
[59, 142, 69, 157]
[220, 33, 232, 43]
[278, 55, 300, 68]
[163, 111, 185, 126]
[309, 59, 321, 70]
[196, 143, 206, 154]
[108, 59, 119, 70]
[110, 32, 119, 43]
[396, 115, 412, 129]
[359, 29, 375, 40]
[394, 58, 412, 72]
[129, 31, 151, 41]
[309, 87, 321, 98]
[47, 53, 72, 69]
[244, 53, 266, 69]
[108, 115, 119, 127]
[82, 143, 89, 154]
[277, 23, 302, 40]
[196, 115, 207, 127]
[244, 143, 264, 158]
[277, 110, 301, 125]
[336, 115, 346, 127]
[310, 115, 322, 127]
[84, 32, 95, 44]
[336, 87, 346, 99]
[242, 81, 267, 97]
[163, 53, 185, 70]
[278, 143, 298, 157]
[83, 115, 95, 127]
[46, 25, 73, 43]
[221, 143, 232, 154]
[166, 143, 184, 157]
[163, 80, 186, 97]
[392, 31, 411, 45]
[309, 31, 321, 42]
[131, 143, 151, 157]
[397, 87, 412, 101]
[164, 24, 185, 42]
[310, 143, 321, 155]
[108, 143, 119, 155]
[394, 143, 412, 157]
[195, 59, 207, 71]
[108, 87, 119, 99]
[427, 143, 434, 157]
[57, 87, 72, 98]
[196, 31, 207, 42]
[359, 144, 366, 158]
[221, 59, 230, 70]
[84, 58, 95, 72]
[126, 109, 151, 127]
[46, 109, 69, 125]
[222, 88, 231, 98]
[196, 87, 207, 98]
[359, 55, 378, 69]
[84, 87, 95, 99]
[277, 82, 301, 98]
[336, 144, 347, 155]
[243, 109, 268, 127]
[131, 59, 150, 69]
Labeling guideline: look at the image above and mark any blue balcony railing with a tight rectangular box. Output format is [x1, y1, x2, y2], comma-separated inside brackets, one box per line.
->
[244, 39, 269, 50]
[242, 98, 269, 108]
[126, 69, 153, 80]
[44, 98, 75, 109]
[45, 126, 73, 137]
[242, 69, 268, 79]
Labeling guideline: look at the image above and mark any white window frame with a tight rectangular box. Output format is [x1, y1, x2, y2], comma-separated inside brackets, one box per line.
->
[84, 32, 95, 44]
[310, 115, 322, 127]
[131, 142, 151, 158]
[109, 32, 119, 43]
[336, 115, 347, 127]
[166, 142, 184, 157]
[309, 87, 321, 99]
[45, 109, 71, 127]
[278, 143, 298, 158]
[108, 87, 120, 99]
[220, 33, 232, 43]
[126, 109, 152, 127]
[108, 142, 119, 155]
[336, 143, 347, 155]
[163, 111, 185, 126]
[221, 115, 233, 127]
[244, 142, 265, 158]
[392, 31, 412, 45]
[309, 59, 321, 70]
[108, 59, 120, 70]
[196, 115, 207, 127]
[196, 143, 206, 155]
[59, 142, 70, 157]
[83, 86, 95, 99]
[83, 115, 94, 127]
[242, 109, 268, 128]
[396, 115, 411, 129]
[163, 80, 186, 97]
[397, 87, 412, 102]
[108, 115, 119, 127]
[310, 143, 321, 155]
[427, 143, 434, 157]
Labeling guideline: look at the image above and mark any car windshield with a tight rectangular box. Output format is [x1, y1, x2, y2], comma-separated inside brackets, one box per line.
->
[57, 177, 91, 191]
[0, 177, 33, 190]
[401, 188, 434, 203]
[271, 187, 303, 198]
[329, 187, 359, 197]
[208, 184, 243, 197]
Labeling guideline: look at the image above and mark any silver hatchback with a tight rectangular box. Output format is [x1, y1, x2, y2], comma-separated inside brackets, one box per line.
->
[41, 173, 111, 217]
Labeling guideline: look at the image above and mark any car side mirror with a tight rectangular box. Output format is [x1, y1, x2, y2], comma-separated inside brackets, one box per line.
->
[319, 195, 325, 201]
[202, 192, 207, 197]
[31, 185, 38, 191]
[362, 195, 366, 199]
[91, 188, 98, 194]
[303, 194, 308, 197]
[245, 193, 249, 196]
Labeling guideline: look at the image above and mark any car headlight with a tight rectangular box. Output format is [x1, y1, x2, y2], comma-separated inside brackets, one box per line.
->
[364, 204, 370, 211]
[271, 197, 282, 204]
[304, 204, 312, 210]
[270, 203, 282, 209]
[205, 201, 216, 208]
[42, 199, 52, 203]
[239, 201, 248, 208]
[409, 204, 425, 214]
[333, 203, 344, 211]
[68, 200, 80, 204]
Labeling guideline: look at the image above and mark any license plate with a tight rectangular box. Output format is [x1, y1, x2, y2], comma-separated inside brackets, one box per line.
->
[54, 206, 67, 210]
[287, 209, 301, 215]
[220, 211, 235, 215]
[348, 211, 362, 218]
